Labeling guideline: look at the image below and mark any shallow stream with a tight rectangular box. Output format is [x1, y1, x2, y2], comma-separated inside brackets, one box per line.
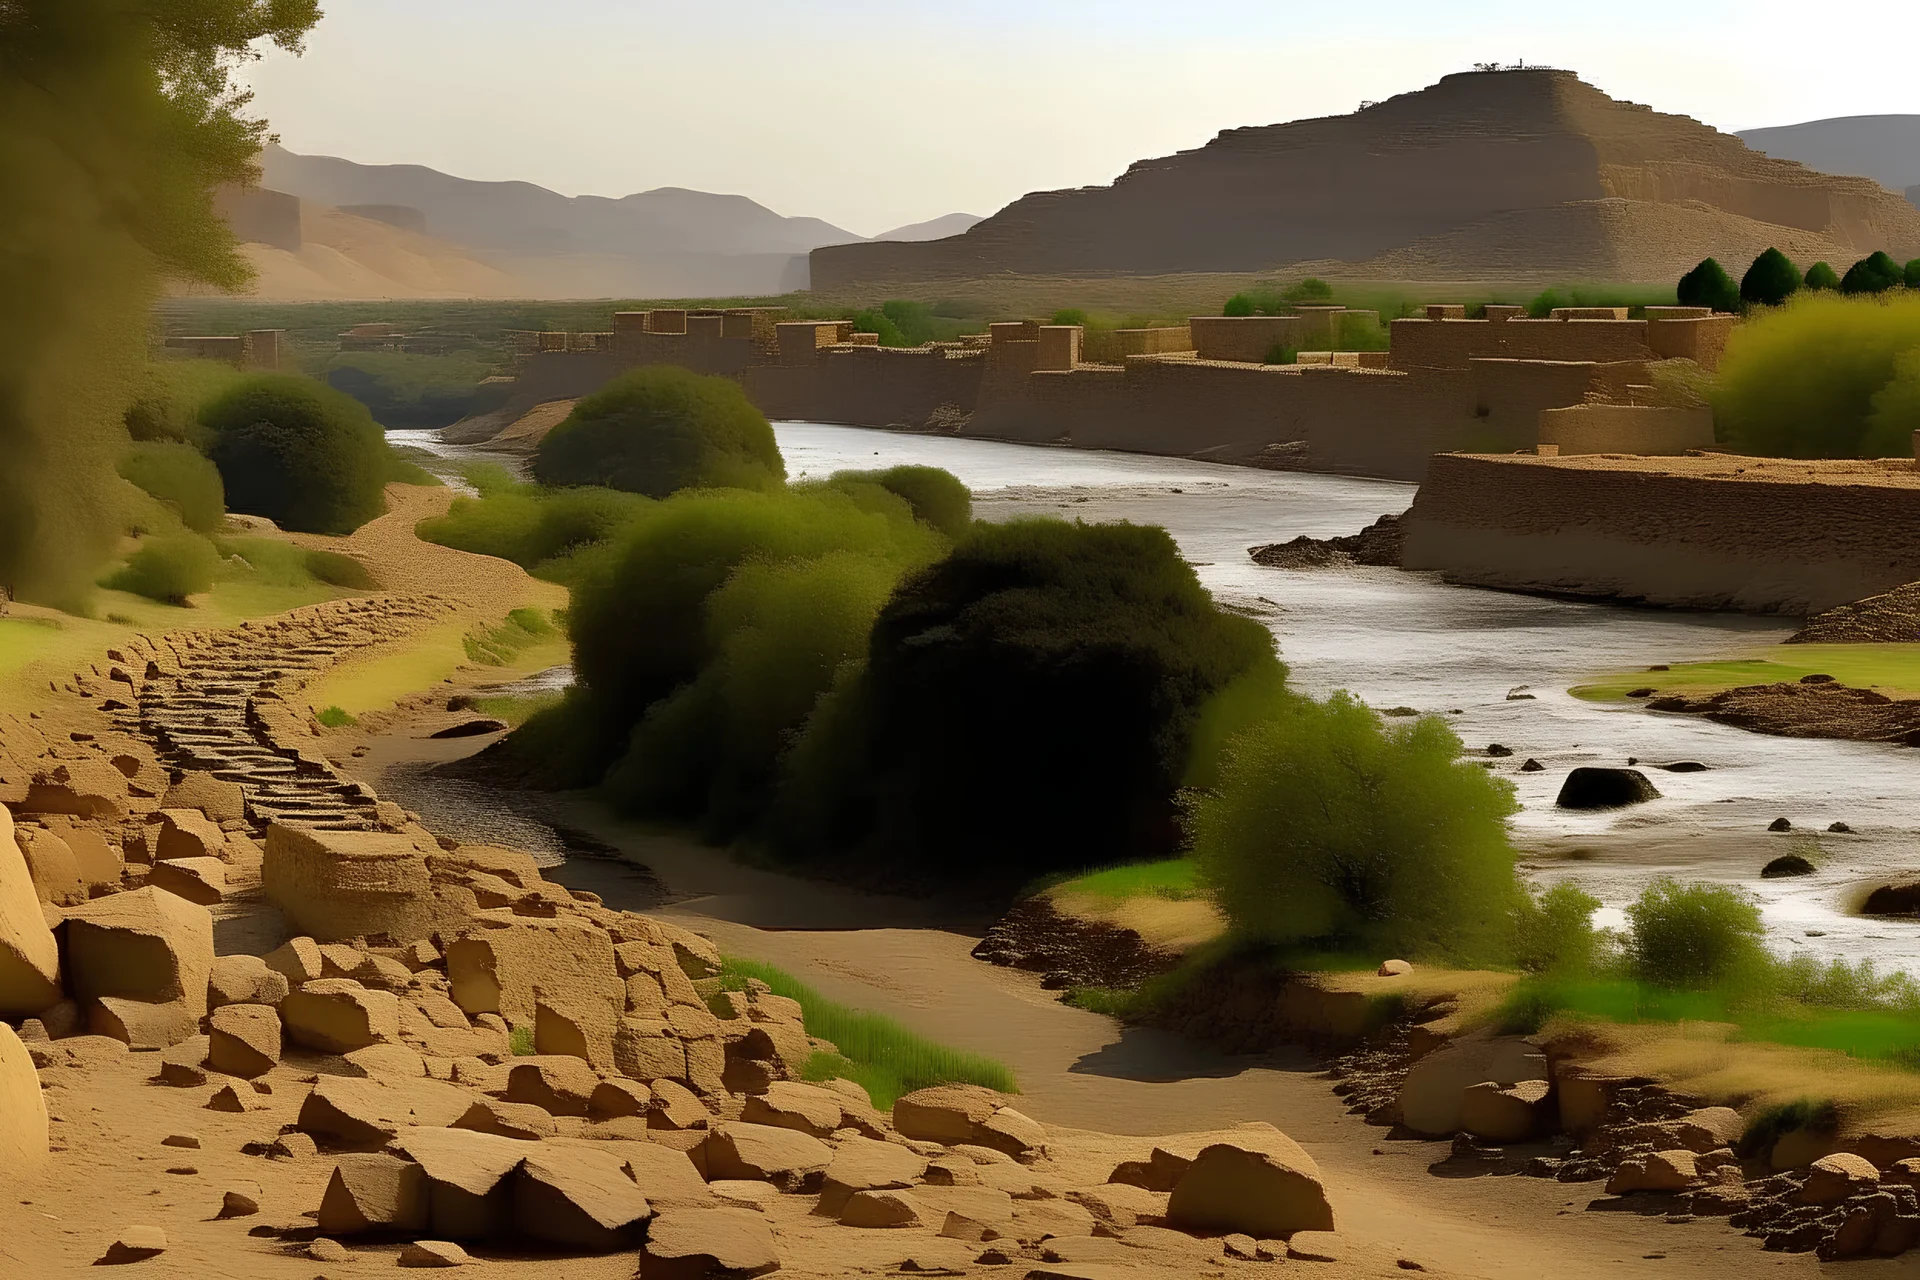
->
[392, 421, 1920, 969]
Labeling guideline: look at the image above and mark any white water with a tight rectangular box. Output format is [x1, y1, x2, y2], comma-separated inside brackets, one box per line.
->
[390, 419, 1920, 968]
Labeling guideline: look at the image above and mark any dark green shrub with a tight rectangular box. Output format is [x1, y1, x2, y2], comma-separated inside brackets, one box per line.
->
[105, 533, 220, 604]
[1050, 308, 1089, 327]
[1222, 293, 1255, 317]
[304, 549, 374, 589]
[324, 350, 500, 429]
[123, 360, 246, 444]
[1714, 291, 1920, 457]
[1740, 248, 1801, 307]
[1285, 277, 1333, 303]
[532, 366, 784, 497]
[417, 482, 653, 578]
[1262, 344, 1297, 365]
[779, 519, 1280, 890]
[198, 375, 389, 534]
[1190, 696, 1521, 962]
[1677, 258, 1740, 312]
[117, 442, 225, 534]
[1842, 252, 1903, 296]
[879, 300, 942, 345]
[1804, 261, 1841, 291]
[1907, 259, 1920, 289]
[1625, 878, 1765, 988]
[828, 466, 971, 537]
[850, 309, 907, 346]
[1513, 881, 1602, 975]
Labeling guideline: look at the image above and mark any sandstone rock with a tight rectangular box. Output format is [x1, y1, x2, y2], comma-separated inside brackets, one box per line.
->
[536, 995, 618, 1070]
[52, 824, 122, 894]
[208, 954, 287, 1008]
[22, 760, 128, 820]
[611, 1140, 716, 1210]
[148, 855, 227, 905]
[414, 992, 472, 1030]
[393, 1125, 527, 1240]
[704, 1121, 832, 1191]
[155, 1036, 209, 1086]
[264, 936, 325, 986]
[1607, 1149, 1699, 1194]
[345, 1043, 427, 1080]
[615, 1014, 689, 1084]
[309, 1238, 353, 1262]
[207, 1004, 282, 1078]
[1554, 1069, 1638, 1137]
[63, 886, 213, 1045]
[206, 1083, 254, 1113]
[444, 914, 622, 1025]
[513, 1145, 652, 1251]
[505, 1054, 601, 1116]
[590, 1078, 652, 1118]
[1010, 1197, 1097, 1242]
[162, 772, 246, 824]
[639, 1207, 781, 1280]
[155, 809, 226, 862]
[0, 1023, 49, 1167]
[1378, 959, 1412, 976]
[1555, 766, 1660, 809]
[453, 1097, 557, 1141]
[742, 1080, 848, 1138]
[298, 1076, 474, 1150]
[1800, 1153, 1880, 1204]
[400, 1240, 473, 1268]
[651, 1078, 715, 1130]
[281, 978, 400, 1053]
[1165, 1124, 1333, 1238]
[92, 995, 197, 1048]
[97, 1225, 167, 1264]
[271, 1132, 319, 1160]
[976, 1106, 1046, 1159]
[16, 826, 85, 905]
[0, 805, 62, 1015]
[1067, 1183, 1168, 1229]
[318, 1153, 429, 1235]
[264, 824, 448, 943]
[816, 1136, 928, 1215]
[1398, 1035, 1548, 1137]
[220, 1183, 262, 1218]
[840, 1189, 926, 1228]
[894, 1084, 1011, 1145]
[1459, 1079, 1552, 1143]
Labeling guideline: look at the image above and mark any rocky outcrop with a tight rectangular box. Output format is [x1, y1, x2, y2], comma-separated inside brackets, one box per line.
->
[1163, 1123, 1333, 1238]
[1250, 513, 1406, 570]
[0, 1022, 48, 1167]
[1555, 767, 1661, 809]
[0, 804, 62, 1015]
[61, 886, 214, 1047]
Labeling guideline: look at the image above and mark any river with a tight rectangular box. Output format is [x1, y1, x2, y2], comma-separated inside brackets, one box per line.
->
[392, 422, 1920, 970]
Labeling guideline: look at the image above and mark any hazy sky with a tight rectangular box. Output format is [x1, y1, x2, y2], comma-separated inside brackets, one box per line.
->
[243, 0, 1917, 237]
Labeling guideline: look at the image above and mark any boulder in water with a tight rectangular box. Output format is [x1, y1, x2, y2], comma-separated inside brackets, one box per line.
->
[1863, 882, 1920, 917]
[1655, 761, 1709, 773]
[1554, 767, 1660, 809]
[1762, 855, 1815, 879]
[1768, 817, 1793, 832]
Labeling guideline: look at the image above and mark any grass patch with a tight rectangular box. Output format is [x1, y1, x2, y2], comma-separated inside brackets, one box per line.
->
[315, 705, 356, 729]
[304, 610, 566, 719]
[714, 956, 1017, 1108]
[464, 607, 559, 667]
[463, 690, 566, 729]
[1572, 643, 1920, 703]
[508, 1025, 536, 1056]
[1048, 858, 1203, 902]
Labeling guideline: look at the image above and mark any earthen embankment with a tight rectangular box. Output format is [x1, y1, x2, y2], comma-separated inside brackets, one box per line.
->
[1402, 453, 1920, 614]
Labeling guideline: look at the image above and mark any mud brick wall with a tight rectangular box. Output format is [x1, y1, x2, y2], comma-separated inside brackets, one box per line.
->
[1404, 454, 1920, 613]
[1190, 316, 1303, 363]
[1390, 318, 1656, 371]
[1537, 404, 1715, 455]
[744, 347, 983, 428]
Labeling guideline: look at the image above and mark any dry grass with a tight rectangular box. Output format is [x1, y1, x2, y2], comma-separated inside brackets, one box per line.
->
[1048, 888, 1228, 955]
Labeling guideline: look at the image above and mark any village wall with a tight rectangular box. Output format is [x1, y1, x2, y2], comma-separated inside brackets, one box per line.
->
[745, 346, 983, 428]
[1402, 454, 1920, 613]
[1537, 404, 1716, 455]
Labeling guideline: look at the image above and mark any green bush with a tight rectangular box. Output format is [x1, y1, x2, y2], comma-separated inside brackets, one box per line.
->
[1842, 252, 1903, 296]
[304, 549, 375, 590]
[198, 375, 390, 534]
[1713, 291, 1920, 457]
[1907, 259, 1920, 290]
[1222, 293, 1255, 317]
[123, 360, 247, 444]
[1513, 881, 1603, 975]
[1870, 349, 1920, 449]
[1286, 278, 1333, 304]
[1190, 695, 1522, 962]
[879, 300, 944, 345]
[324, 350, 500, 429]
[827, 465, 972, 537]
[105, 533, 220, 604]
[1262, 343, 1297, 365]
[1804, 261, 1841, 291]
[850, 308, 907, 346]
[532, 366, 784, 497]
[315, 705, 356, 729]
[778, 519, 1280, 890]
[117, 442, 225, 534]
[1740, 248, 1801, 308]
[417, 481, 653, 579]
[1626, 878, 1766, 988]
[1050, 308, 1089, 327]
[1677, 257, 1740, 312]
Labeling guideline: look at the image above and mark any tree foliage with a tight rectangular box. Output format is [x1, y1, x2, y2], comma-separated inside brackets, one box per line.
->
[1804, 261, 1841, 291]
[1676, 258, 1740, 312]
[778, 519, 1281, 890]
[1191, 696, 1522, 962]
[0, 0, 319, 604]
[199, 375, 390, 534]
[1842, 251, 1904, 296]
[1626, 878, 1766, 987]
[533, 366, 784, 497]
[1740, 248, 1800, 308]
[118, 442, 225, 534]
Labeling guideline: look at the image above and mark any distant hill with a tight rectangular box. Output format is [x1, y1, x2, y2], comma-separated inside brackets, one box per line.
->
[1738, 116, 1920, 200]
[872, 213, 984, 242]
[814, 70, 1920, 291]
[255, 144, 865, 297]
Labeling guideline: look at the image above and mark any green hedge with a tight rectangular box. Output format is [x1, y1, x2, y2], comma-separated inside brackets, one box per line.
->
[198, 375, 390, 534]
[533, 366, 784, 498]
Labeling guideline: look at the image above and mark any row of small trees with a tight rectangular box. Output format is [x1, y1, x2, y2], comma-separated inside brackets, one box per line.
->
[1679, 248, 1920, 312]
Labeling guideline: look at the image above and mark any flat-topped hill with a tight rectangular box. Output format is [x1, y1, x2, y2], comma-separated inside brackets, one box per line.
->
[813, 69, 1920, 289]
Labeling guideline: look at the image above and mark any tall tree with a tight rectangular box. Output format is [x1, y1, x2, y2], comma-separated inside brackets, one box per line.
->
[0, 1, 319, 604]
[1676, 258, 1740, 313]
[1739, 247, 1800, 308]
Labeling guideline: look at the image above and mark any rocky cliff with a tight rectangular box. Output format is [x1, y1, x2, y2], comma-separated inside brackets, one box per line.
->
[813, 70, 1920, 289]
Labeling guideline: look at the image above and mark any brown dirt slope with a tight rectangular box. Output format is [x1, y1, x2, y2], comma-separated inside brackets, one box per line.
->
[812, 68, 1920, 288]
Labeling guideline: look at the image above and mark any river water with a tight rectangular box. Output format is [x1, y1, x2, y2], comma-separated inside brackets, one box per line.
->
[395, 421, 1920, 969]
